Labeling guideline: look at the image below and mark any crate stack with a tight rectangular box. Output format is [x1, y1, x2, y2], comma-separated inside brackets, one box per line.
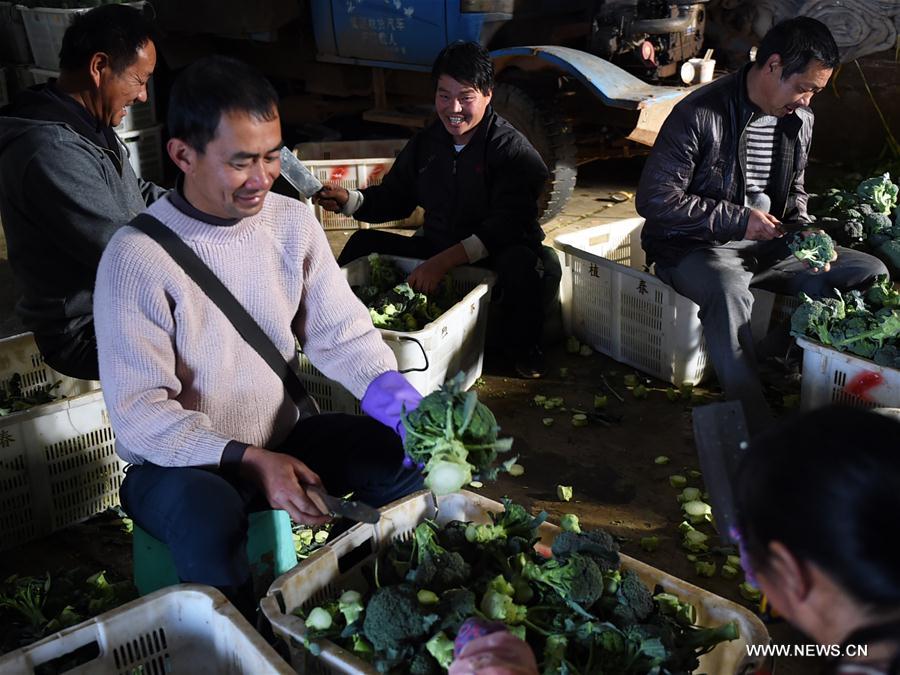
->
[0, 2, 163, 182]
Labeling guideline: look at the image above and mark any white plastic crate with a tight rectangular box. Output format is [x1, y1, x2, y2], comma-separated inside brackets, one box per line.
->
[0, 333, 121, 550]
[0, 1, 32, 63]
[19, 5, 88, 70]
[262, 490, 770, 675]
[297, 256, 495, 412]
[300, 155, 423, 231]
[27, 66, 156, 132]
[0, 584, 295, 674]
[19, 2, 144, 70]
[798, 337, 900, 409]
[118, 123, 163, 183]
[295, 139, 408, 161]
[554, 218, 774, 385]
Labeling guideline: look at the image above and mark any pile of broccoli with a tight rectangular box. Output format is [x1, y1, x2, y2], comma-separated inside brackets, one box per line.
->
[809, 173, 900, 271]
[791, 275, 900, 367]
[353, 254, 458, 331]
[401, 373, 516, 495]
[296, 501, 740, 674]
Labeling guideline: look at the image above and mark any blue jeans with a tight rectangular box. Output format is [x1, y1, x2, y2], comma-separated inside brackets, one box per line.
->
[120, 413, 423, 599]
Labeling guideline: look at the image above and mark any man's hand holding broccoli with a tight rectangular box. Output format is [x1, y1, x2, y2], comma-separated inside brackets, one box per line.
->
[789, 229, 838, 272]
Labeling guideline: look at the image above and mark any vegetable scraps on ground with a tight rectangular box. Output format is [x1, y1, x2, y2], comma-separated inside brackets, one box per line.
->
[295, 500, 740, 674]
[353, 254, 459, 331]
[790, 275, 900, 367]
[401, 373, 515, 495]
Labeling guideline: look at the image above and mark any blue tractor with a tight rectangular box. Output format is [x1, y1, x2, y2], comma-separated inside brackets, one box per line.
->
[307, 0, 707, 221]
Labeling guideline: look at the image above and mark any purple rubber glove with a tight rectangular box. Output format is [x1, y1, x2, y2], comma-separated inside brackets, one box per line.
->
[360, 371, 423, 446]
[453, 618, 508, 658]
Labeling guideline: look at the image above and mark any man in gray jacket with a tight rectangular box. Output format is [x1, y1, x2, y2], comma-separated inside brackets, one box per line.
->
[0, 4, 164, 380]
[636, 18, 887, 432]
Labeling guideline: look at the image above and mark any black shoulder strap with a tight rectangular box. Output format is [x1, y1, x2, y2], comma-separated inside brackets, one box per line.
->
[130, 212, 319, 418]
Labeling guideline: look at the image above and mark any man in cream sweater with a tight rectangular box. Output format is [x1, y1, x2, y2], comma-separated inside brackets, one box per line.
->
[94, 56, 423, 619]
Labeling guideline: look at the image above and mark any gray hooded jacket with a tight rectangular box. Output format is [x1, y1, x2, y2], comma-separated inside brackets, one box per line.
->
[0, 84, 165, 360]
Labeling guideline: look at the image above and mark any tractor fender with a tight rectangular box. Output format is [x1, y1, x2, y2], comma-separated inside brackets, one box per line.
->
[491, 45, 697, 145]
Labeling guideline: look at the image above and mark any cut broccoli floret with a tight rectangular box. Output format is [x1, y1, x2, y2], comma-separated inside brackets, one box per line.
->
[788, 231, 836, 270]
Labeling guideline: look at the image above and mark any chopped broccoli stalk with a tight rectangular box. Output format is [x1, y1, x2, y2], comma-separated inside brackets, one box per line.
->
[560, 513, 581, 533]
[557, 485, 574, 502]
[338, 590, 364, 625]
[306, 606, 334, 631]
[425, 632, 455, 669]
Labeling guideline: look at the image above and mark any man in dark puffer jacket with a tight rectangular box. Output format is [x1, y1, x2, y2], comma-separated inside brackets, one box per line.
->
[636, 17, 887, 432]
[316, 41, 553, 379]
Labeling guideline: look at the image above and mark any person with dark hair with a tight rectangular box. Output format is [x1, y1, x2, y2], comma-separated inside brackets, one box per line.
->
[735, 406, 900, 673]
[0, 4, 164, 380]
[93, 55, 424, 620]
[636, 17, 887, 433]
[315, 41, 555, 379]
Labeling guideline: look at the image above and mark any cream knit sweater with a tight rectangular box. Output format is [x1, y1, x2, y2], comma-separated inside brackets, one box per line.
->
[94, 193, 396, 467]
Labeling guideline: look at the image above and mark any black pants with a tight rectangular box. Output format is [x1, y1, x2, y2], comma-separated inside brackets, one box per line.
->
[338, 229, 545, 357]
[656, 239, 888, 433]
[120, 413, 423, 603]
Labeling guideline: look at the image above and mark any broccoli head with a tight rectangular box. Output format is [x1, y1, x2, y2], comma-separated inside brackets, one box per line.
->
[436, 588, 476, 633]
[856, 172, 899, 215]
[523, 553, 604, 609]
[608, 570, 655, 627]
[788, 230, 836, 270]
[408, 522, 471, 591]
[864, 212, 892, 237]
[551, 528, 621, 572]
[789, 293, 846, 344]
[362, 584, 439, 652]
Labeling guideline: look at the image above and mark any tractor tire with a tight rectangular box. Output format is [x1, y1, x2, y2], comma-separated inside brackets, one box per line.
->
[491, 82, 577, 224]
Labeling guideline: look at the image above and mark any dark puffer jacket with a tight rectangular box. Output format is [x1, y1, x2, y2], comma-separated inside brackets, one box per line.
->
[354, 106, 548, 256]
[636, 64, 813, 268]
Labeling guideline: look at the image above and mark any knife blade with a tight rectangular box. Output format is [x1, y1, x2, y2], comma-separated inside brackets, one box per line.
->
[307, 486, 380, 524]
[279, 146, 324, 199]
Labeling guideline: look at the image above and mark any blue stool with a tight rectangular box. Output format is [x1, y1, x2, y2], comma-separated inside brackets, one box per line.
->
[133, 509, 298, 596]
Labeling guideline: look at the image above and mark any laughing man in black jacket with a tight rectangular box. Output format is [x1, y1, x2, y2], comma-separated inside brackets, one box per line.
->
[316, 41, 552, 378]
[636, 18, 887, 433]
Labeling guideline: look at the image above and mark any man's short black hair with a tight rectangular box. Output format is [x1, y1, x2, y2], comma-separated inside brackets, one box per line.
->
[431, 41, 494, 94]
[755, 16, 840, 78]
[168, 56, 280, 154]
[58, 4, 157, 74]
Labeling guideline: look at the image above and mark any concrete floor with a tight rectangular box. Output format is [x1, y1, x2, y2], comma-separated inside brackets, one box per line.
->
[0, 158, 818, 672]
